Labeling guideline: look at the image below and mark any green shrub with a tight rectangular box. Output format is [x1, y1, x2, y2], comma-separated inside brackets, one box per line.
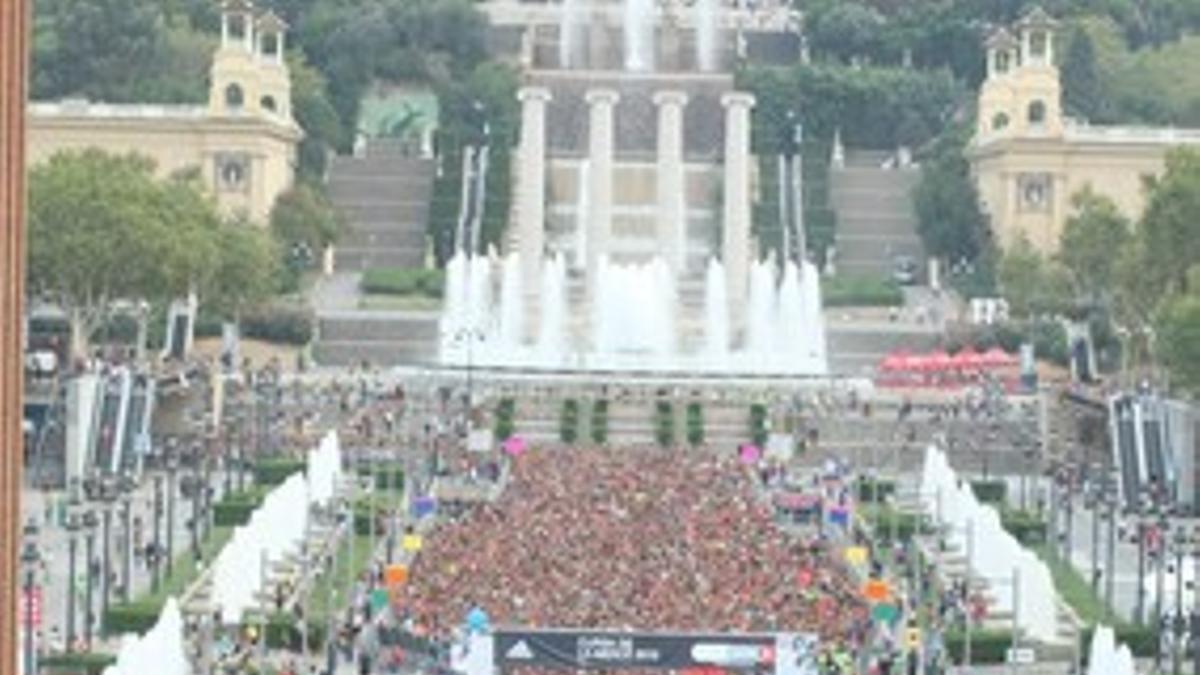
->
[749, 403, 768, 447]
[262, 612, 328, 651]
[360, 267, 446, 298]
[971, 480, 1008, 504]
[822, 275, 905, 307]
[253, 458, 306, 486]
[944, 629, 1012, 664]
[560, 399, 580, 444]
[356, 464, 405, 491]
[103, 602, 160, 636]
[686, 402, 704, 447]
[591, 399, 609, 445]
[40, 652, 118, 675]
[213, 487, 270, 526]
[655, 401, 675, 447]
[494, 398, 516, 442]
[241, 306, 314, 346]
[1000, 508, 1047, 545]
[1076, 624, 1158, 659]
[855, 478, 896, 503]
[867, 507, 927, 542]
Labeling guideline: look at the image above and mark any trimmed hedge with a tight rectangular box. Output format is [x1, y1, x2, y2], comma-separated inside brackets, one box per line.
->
[655, 401, 675, 447]
[822, 275, 905, 308]
[253, 458, 306, 486]
[241, 306, 314, 346]
[356, 466, 405, 492]
[686, 402, 704, 447]
[867, 507, 928, 542]
[749, 403, 768, 447]
[971, 480, 1008, 504]
[591, 399, 609, 445]
[560, 399, 580, 444]
[213, 486, 271, 526]
[1000, 509, 1047, 545]
[1078, 624, 1158, 659]
[944, 629, 1012, 664]
[494, 398, 515, 442]
[263, 612, 329, 652]
[360, 267, 446, 298]
[103, 601, 160, 635]
[40, 652, 118, 675]
[855, 479, 897, 503]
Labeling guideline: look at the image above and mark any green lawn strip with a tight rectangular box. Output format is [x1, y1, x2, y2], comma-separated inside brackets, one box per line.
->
[1032, 543, 1110, 625]
[305, 534, 375, 624]
[103, 525, 234, 635]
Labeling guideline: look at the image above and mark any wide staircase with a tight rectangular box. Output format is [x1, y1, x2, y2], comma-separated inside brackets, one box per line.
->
[830, 150, 924, 279]
[312, 140, 441, 367]
[328, 139, 433, 271]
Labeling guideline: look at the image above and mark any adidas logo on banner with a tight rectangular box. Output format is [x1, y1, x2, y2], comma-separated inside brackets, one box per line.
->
[507, 640, 535, 660]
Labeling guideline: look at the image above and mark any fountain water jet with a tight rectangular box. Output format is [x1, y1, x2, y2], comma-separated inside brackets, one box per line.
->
[624, 0, 655, 71]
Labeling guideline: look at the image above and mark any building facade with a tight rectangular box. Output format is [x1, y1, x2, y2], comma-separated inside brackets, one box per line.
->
[969, 7, 1200, 254]
[26, 0, 300, 223]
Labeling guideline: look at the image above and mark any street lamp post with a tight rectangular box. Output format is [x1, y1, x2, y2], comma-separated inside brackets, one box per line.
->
[82, 510, 97, 649]
[99, 478, 116, 635]
[1105, 474, 1118, 619]
[22, 521, 41, 675]
[65, 511, 81, 652]
[165, 451, 177, 576]
[152, 473, 163, 592]
[119, 472, 135, 602]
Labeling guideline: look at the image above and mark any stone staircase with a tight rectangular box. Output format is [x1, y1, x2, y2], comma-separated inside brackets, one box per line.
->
[312, 310, 439, 368]
[328, 140, 434, 272]
[831, 150, 924, 280]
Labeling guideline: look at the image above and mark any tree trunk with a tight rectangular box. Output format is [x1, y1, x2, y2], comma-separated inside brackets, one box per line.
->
[68, 306, 90, 368]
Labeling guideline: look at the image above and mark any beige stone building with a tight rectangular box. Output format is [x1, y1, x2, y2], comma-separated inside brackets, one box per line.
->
[26, 0, 301, 223]
[969, 7, 1200, 254]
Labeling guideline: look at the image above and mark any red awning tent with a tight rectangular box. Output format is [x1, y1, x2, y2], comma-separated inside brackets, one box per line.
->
[877, 347, 1016, 372]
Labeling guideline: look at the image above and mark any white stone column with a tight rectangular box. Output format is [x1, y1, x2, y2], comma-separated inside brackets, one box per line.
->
[517, 86, 551, 341]
[654, 90, 688, 276]
[721, 91, 755, 337]
[586, 88, 619, 297]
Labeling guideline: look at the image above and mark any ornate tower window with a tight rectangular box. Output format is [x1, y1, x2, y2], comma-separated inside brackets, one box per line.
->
[261, 95, 276, 112]
[225, 83, 244, 111]
[1027, 100, 1046, 126]
[1017, 173, 1052, 212]
[992, 113, 1010, 130]
[215, 153, 251, 193]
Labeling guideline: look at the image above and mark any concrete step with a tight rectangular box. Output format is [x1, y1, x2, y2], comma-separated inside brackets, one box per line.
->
[317, 314, 439, 342]
[334, 248, 426, 271]
[312, 340, 437, 367]
[338, 201, 429, 223]
[339, 227, 427, 249]
[327, 156, 436, 180]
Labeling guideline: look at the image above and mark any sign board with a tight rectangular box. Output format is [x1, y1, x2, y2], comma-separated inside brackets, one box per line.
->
[870, 603, 898, 624]
[905, 628, 921, 651]
[403, 534, 423, 552]
[862, 579, 890, 602]
[19, 586, 42, 628]
[493, 630, 783, 670]
[370, 589, 389, 613]
[844, 546, 868, 566]
[468, 428, 493, 453]
[384, 564, 408, 588]
[1006, 648, 1036, 664]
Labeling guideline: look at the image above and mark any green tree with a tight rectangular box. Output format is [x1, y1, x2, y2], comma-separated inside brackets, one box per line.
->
[1140, 147, 1200, 295]
[1057, 188, 1131, 305]
[290, 54, 343, 181]
[806, 1, 886, 63]
[28, 149, 222, 360]
[1112, 237, 1159, 371]
[997, 235, 1072, 318]
[912, 130, 989, 264]
[1060, 28, 1106, 122]
[1155, 293, 1200, 394]
[270, 183, 342, 287]
[206, 218, 281, 324]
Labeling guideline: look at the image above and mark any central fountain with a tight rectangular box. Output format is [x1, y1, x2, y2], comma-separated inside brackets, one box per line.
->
[445, 0, 819, 375]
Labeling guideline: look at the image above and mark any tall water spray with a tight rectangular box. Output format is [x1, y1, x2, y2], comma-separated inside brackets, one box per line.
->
[695, 0, 719, 71]
[498, 252, 524, 350]
[536, 253, 568, 363]
[778, 261, 804, 353]
[745, 259, 776, 355]
[559, 0, 582, 68]
[624, 0, 655, 71]
[704, 258, 730, 359]
[576, 160, 591, 270]
[801, 260, 828, 361]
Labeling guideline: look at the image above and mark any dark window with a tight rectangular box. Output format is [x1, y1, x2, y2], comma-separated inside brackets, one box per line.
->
[261, 96, 276, 112]
[225, 83, 245, 111]
[1028, 100, 1046, 125]
[992, 113, 1010, 130]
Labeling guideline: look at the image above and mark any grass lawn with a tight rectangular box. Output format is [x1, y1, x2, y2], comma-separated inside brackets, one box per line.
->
[1034, 543, 1111, 625]
[305, 534, 375, 623]
[145, 525, 234, 606]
